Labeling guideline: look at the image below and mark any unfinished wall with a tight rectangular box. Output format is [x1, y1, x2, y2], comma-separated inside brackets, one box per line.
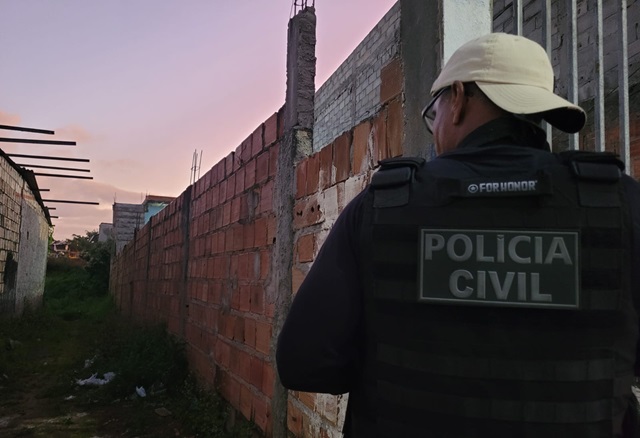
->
[113, 203, 144, 253]
[15, 194, 49, 314]
[0, 154, 49, 316]
[313, 3, 401, 151]
[111, 110, 282, 435]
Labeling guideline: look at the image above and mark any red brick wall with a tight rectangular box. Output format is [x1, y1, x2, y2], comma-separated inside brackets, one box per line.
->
[287, 56, 404, 437]
[111, 109, 283, 435]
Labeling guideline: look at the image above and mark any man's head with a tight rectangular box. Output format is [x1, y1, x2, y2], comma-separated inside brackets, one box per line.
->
[424, 33, 586, 155]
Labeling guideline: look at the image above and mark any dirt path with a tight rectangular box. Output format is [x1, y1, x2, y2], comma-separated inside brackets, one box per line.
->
[0, 314, 189, 438]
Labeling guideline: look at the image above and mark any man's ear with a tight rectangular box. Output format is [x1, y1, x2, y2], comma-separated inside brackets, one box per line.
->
[449, 81, 467, 126]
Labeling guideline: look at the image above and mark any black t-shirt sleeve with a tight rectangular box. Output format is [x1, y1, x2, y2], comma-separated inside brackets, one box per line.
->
[276, 190, 367, 394]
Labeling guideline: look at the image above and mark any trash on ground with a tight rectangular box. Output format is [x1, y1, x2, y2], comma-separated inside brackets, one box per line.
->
[84, 356, 96, 369]
[135, 386, 146, 398]
[76, 372, 116, 386]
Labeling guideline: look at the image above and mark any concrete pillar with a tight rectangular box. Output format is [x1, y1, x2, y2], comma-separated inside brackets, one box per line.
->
[271, 7, 316, 438]
[401, 0, 492, 159]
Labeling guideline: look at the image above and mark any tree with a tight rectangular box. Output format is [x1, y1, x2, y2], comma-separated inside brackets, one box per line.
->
[68, 230, 113, 295]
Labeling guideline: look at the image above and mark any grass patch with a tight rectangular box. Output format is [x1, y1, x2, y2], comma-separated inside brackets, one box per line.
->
[0, 257, 261, 437]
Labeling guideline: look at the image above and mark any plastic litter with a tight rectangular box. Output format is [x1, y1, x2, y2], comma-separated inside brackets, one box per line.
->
[76, 372, 116, 386]
[135, 386, 146, 398]
[84, 356, 96, 369]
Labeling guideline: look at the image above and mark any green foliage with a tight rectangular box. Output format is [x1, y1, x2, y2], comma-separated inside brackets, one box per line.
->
[175, 377, 258, 438]
[95, 322, 189, 399]
[45, 258, 114, 320]
[57, 230, 114, 295]
[5, 254, 262, 437]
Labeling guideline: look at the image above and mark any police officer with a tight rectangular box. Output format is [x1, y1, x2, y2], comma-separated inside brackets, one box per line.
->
[276, 33, 640, 437]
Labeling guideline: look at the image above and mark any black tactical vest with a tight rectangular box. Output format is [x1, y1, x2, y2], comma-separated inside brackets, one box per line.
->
[353, 145, 638, 438]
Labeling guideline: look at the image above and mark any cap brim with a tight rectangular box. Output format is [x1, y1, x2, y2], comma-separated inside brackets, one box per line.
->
[477, 82, 586, 133]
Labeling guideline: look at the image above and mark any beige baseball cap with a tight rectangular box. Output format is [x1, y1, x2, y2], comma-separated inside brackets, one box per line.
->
[430, 33, 586, 133]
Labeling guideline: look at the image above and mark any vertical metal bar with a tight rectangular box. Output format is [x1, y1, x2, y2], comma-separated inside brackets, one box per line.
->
[568, 0, 579, 150]
[594, 0, 605, 152]
[542, 0, 553, 147]
[513, 0, 523, 35]
[618, 0, 631, 174]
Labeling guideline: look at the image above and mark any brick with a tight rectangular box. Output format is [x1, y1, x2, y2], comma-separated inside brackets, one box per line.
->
[306, 153, 320, 195]
[373, 111, 388, 162]
[214, 339, 231, 367]
[243, 223, 255, 249]
[233, 225, 244, 251]
[229, 287, 241, 310]
[219, 179, 228, 206]
[237, 348, 252, 382]
[250, 357, 264, 389]
[239, 284, 251, 312]
[238, 252, 251, 280]
[222, 202, 231, 227]
[293, 195, 323, 229]
[245, 158, 256, 189]
[252, 395, 269, 433]
[353, 121, 372, 174]
[245, 317, 256, 348]
[252, 125, 264, 157]
[255, 152, 269, 184]
[259, 180, 274, 213]
[212, 161, 225, 183]
[380, 57, 403, 104]
[220, 371, 241, 409]
[226, 173, 236, 201]
[262, 361, 275, 398]
[332, 132, 351, 183]
[266, 216, 276, 245]
[296, 233, 315, 262]
[225, 229, 235, 253]
[260, 250, 271, 280]
[231, 197, 241, 223]
[387, 97, 404, 158]
[295, 160, 307, 199]
[319, 143, 333, 190]
[250, 284, 265, 314]
[225, 152, 235, 177]
[235, 166, 246, 195]
[255, 321, 272, 355]
[297, 390, 315, 410]
[287, 400, 303, 436]
[240, 385, 253, 420]
[234, 316, 245, 342]
[222, 314, 237, 339]
[264, 112, 278, 146]
[254, 216, 268, 247]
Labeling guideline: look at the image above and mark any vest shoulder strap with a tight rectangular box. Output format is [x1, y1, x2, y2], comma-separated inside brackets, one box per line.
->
[371, 157, 425, 208]
[556, 151, 624, 207]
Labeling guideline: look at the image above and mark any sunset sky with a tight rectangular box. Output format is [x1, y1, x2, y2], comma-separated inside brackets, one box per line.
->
[0, 0, 397, 239]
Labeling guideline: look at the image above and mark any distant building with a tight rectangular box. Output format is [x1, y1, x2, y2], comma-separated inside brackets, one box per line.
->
[98, 222, 114, 242]
[113, 195, 174, 253]
[143, 195, 175, 224]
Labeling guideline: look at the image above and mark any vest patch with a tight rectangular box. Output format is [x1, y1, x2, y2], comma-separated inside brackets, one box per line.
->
[460, 175, 552, 197]
[418, 229, 580, 309]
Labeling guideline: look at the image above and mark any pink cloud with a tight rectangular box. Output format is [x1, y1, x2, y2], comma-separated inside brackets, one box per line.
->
[0, 110, 22, 126]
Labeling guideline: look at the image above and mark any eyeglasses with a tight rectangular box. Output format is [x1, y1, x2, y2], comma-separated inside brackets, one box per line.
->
[421, 87, 450, 134]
